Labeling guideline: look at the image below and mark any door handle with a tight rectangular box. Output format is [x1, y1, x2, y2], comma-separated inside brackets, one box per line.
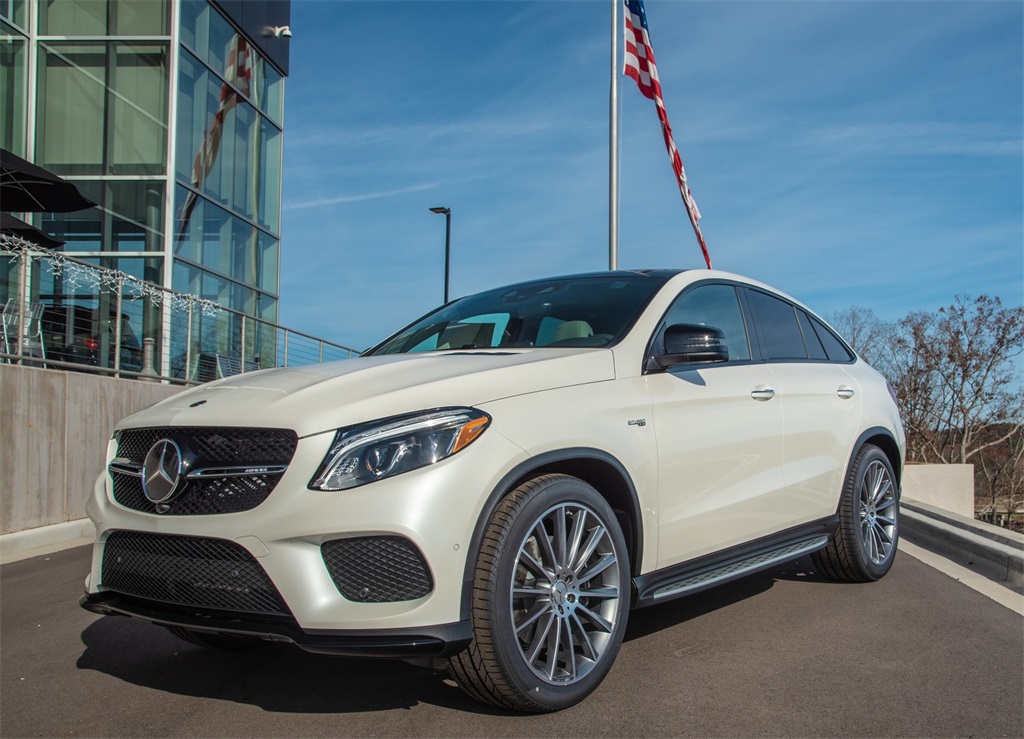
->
[837, 386, 856, 400]
[750, 386, 776, 401]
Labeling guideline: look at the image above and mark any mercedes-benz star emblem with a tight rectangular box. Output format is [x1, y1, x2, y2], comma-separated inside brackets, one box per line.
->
[142, 439, 184, 504]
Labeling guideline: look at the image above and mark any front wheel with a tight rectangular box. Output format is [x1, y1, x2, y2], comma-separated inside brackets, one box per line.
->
[448, 474, 631, 712]
[813, 444, 900, 582]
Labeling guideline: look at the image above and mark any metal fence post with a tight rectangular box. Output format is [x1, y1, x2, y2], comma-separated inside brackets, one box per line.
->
[113, 280, 124, 375]
[185, 302, 193, 383]
[16, 252, 29, 360]
[283, 329, 289, 368]
[240, 314, 247, 373]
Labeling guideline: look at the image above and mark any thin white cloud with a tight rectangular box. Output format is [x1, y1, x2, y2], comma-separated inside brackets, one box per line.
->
[806, 122, 1022, 158]
[287, 116, 563, 151]
[283, 182, 441, 210]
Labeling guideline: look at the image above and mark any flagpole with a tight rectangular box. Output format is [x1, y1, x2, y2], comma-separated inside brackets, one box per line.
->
[609, 0, 619, 271]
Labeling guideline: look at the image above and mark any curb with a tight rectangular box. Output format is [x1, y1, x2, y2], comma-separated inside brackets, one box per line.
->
[900, 499, 1024, 593]
[0, 519, 96, 565]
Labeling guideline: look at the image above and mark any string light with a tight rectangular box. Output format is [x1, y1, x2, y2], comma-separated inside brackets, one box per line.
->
[0, 233, 220, 317]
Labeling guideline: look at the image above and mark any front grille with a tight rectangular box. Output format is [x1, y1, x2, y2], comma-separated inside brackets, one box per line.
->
[322, 536, 433, 603]
[101, 530, 290, 616]
[116, 427, 297, 465]
[111, 427, 297, 515]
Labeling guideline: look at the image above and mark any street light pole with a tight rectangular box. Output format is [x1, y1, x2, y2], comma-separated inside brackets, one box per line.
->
[429, 206, 452, 302]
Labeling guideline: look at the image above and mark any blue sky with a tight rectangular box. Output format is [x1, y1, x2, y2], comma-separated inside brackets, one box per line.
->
[279, 0, 1023, 352]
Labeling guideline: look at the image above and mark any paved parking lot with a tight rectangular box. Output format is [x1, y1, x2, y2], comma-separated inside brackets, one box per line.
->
[1, 544, 1021, 738]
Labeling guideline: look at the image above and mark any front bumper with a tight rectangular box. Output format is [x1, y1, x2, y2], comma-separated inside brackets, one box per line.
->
[80, 591, 471, 658]
[83, 426, 529, 638]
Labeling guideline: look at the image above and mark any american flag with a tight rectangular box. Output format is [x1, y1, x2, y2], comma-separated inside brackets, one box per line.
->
[624, 0, 712, 269]
[178, 35, 253, 241]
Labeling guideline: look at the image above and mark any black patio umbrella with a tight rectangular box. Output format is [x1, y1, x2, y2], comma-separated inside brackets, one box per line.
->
[0, 211, 65, 249]
[0, 148, 95, 213]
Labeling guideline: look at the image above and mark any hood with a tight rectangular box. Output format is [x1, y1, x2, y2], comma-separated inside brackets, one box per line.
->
[119, 348, 615, 437]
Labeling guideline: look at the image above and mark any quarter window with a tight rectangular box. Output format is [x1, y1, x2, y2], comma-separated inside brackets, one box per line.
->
[747, 290, 807, 360]
[797, 310, 828, 360]
[811, 316, 855, 362]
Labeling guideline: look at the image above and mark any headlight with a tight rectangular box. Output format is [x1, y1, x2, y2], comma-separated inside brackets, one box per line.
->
[309, 408, 491, 491]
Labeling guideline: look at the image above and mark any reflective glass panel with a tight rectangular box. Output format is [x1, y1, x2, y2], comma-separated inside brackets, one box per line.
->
[258, 294, 277, 323]
[172, 184, 204, 263]
[107, 180, 164, 250]
[258, 119, 281, 232]
[39, 0, 106, 35]
[229, 215, 256, 285]
[109, 44, 168, 174]
[111, 0, 168, 35]
[255, 58, 283, 123]
[37, 42, 168, 176]
[178, 0, 208, 59]
[41, 180, 103, 250]
[175, 49, 208, 183]
[39, 0, 168, 35]
[206, 8, 234, 78]
[0, 21, 26, 155]
[257, 231, 278, 294]
[0, 0, 27, 30]
[37, 43, 106, 175]
[42, 180, 164, 252]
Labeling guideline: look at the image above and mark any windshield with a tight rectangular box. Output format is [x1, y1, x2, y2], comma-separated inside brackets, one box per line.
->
[366, 274, 666, 355]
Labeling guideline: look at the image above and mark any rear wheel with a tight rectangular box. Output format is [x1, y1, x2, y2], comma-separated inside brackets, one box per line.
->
[448, 474, 631, 712]
[164, 626, 265, 651]
[813, 444, 899, 582]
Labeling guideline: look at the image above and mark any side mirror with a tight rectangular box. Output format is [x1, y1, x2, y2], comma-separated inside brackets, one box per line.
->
[652, 323, 729, 369]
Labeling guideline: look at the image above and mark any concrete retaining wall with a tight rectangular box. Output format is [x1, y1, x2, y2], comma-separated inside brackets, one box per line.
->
[902, 463, 975, 518]
[0, 364, 183, 534]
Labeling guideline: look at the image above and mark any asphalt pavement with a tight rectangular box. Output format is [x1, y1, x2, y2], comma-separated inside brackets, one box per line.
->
[1, 545, 1021, 738]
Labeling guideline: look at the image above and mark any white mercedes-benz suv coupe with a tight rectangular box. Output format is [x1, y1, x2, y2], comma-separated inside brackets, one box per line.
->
[81, 270, 904, 712]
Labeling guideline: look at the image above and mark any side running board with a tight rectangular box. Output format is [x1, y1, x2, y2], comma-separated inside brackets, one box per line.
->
[634, 534, 831, 608]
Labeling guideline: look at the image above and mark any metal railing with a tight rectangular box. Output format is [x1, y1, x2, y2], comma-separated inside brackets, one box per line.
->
[0, 233, 361, 384]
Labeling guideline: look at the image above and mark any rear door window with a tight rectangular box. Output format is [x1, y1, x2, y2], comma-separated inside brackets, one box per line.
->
[747, 290, 807, 360]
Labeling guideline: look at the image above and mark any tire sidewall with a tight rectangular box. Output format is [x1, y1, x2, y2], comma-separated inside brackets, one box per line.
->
[485, 476, 631, 711]
[848, 446, 900, 580]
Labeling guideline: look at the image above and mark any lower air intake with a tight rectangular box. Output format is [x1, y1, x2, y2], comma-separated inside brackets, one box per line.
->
[101, 530, 290, 616]
[322, 536, 433, 603]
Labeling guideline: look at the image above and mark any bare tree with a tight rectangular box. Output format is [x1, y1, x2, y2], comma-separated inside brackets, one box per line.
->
[977, 427, 1024, 527]
[924, 296, 1024, 465]
[829, 297, 1024, 465]
[826, 305, 888, 367]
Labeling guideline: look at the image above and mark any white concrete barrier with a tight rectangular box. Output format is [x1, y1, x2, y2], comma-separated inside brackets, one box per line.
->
[901, 463, 975, 518]
[0, 363, 183, 535]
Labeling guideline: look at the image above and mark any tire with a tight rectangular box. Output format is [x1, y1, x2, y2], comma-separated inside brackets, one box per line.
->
[813, 444, 900, 582]
[448, 474, 631, 713]
[164, 626, 265, 651]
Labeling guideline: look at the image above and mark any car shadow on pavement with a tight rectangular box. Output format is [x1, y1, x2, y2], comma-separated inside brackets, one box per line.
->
[74, 556, 823, 716]
[623, 555, 825, 642]
[76, 617, 515, 716]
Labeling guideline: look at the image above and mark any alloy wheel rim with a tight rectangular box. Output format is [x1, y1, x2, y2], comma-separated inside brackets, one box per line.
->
[509, 502, 622, 685]
[858, 460, 897, 565]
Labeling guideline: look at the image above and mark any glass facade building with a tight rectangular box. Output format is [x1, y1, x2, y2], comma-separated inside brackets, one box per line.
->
[1, 0, 289, 375]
